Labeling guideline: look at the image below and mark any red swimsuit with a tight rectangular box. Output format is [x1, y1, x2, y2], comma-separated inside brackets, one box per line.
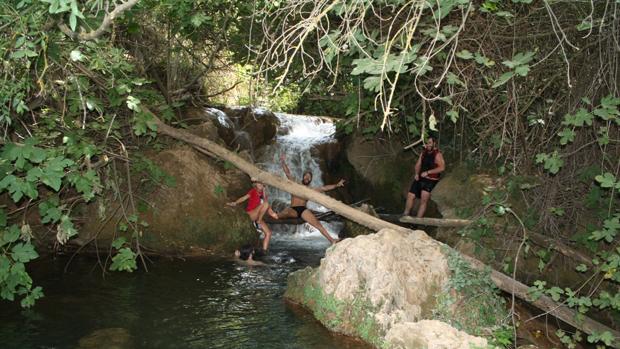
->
[246, 188, 265, 212]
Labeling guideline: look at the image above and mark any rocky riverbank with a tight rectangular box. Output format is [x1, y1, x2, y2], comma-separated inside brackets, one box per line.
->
[285, 228, 507, 348]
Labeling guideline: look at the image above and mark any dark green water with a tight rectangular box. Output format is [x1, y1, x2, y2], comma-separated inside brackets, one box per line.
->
[0, 237, 369, 349]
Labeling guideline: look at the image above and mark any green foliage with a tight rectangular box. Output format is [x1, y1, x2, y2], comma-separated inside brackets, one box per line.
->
[109, 247, 138, 272]
[109, 237, 137, 273]
[434, 247, 509, 339]
[0, 225, 43, 307]
[492, 51, 535, 88]
[535, 150, 563, 174]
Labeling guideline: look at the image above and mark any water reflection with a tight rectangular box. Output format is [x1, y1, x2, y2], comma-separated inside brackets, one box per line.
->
[0, 239, 369, 349]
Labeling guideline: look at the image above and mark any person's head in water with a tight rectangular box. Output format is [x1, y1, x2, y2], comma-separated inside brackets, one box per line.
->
[302, 171, 313, 186]
[424, 134, 438, 151]
[235, 244, 255, 261]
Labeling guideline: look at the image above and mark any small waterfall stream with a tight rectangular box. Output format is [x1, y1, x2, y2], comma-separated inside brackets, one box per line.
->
[256, 112, 343, 242]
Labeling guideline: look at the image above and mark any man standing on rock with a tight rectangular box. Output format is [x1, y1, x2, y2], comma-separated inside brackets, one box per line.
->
[403, 134, 445, 218]
[278, 154, 344, 245]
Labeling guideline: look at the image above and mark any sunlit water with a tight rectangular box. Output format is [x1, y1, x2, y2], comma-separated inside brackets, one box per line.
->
[0, 240, 369, 349]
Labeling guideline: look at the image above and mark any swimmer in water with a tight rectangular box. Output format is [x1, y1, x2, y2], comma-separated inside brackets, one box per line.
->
[234, 245, 266, 266]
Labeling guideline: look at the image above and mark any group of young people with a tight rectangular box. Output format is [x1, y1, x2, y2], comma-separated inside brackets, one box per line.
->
[226, 154, 345, 260]
[227, 135, 445, 263]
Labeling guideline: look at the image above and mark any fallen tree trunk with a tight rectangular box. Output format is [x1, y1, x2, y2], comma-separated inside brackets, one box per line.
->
[264, 210, 339, 225]
[462, 255, 617, 344]
[396, 214, 594, 267]
[396, 215, 472, 227]
[151, 113, 619, 348]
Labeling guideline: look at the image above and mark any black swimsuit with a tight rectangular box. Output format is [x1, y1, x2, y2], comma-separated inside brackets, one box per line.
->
[292, 206, 307, 217]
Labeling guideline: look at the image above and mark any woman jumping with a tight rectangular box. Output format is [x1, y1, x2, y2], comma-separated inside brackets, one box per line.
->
[226, 178, 278, 251]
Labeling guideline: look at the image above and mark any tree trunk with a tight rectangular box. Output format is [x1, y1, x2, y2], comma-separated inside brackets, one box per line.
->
[151, 113, 620, 348]
[396, 215, 472, 227]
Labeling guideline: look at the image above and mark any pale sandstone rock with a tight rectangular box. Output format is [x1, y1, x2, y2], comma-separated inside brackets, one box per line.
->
[317, 229, 450, 330]
[384, 320, 488, 349]
[287, 228, 490, 348]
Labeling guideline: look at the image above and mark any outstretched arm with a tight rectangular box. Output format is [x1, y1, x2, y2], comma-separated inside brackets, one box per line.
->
[280, 153, 293, 180]
[316, 179, 345, 192]
[226, 194, 249, 207]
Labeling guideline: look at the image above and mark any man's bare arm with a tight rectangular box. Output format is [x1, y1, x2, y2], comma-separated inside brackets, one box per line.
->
[414, 154, 422, 180]
[280, 154, 294, 180]
[316, 179, 345, 192]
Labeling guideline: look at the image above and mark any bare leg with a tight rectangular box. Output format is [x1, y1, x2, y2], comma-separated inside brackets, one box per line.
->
[404, 192, 416, 216]
[416, 190, 431, 218]
[301, 210, 336, 244]
[248, 202, 269, 222]
[259, 220, 272, 251]
[256, 202, 269, 222]
[277, 207, 298, 219]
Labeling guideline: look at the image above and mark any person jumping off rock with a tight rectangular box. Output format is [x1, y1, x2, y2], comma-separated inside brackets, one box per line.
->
[277, 154, 344, 244]
[226, 178, 278, 251]
[403, 134, 445, 218]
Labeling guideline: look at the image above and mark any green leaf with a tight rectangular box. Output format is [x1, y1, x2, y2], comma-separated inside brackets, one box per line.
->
[126, 96, 141, 112]
[111, 237, 127, 249]
[576, 264, 588, 272]
[576, 19, 592, 31]
[1, 225, 21, 246]
[362, 76, 382, 92]
[492, 72, 514, 88]
[495, 11, 513, 18]
[502, 51, 535, 69]
[20, 286, 43, 308]
[69, 13, 77, 31]
[514, 64, 530, 77]
[563, 108, 593, 127]
[39, 199, 62, 224]
[546, 286, 564, 301]
[109, 247, 137, 272]
[474, 52, 495, 67]
[536, 151, 563, 174]
[455, 49, 474, 59]
[595, 173, 617, 188]
[446, 72, 465, 87]
[557, 128, 576, 145]
[11, 242, 39, 263]
[446, 110, 459, 123]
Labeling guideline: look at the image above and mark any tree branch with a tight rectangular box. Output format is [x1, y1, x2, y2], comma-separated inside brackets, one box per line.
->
[58, 0, 140, 41]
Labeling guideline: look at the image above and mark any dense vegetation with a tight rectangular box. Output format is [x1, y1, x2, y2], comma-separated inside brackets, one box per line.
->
[1, 0, 618, 346]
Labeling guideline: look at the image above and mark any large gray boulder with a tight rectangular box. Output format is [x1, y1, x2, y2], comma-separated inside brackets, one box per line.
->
[285, 228, 505, 348]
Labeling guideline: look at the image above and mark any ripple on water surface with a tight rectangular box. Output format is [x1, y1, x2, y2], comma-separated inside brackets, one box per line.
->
[0, 238, 370, 349]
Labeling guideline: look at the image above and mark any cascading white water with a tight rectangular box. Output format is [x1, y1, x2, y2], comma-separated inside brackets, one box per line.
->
[256, 113, 343, 242]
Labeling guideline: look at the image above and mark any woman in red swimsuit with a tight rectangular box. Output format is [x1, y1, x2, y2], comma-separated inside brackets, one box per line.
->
[226, 178, 278, 251]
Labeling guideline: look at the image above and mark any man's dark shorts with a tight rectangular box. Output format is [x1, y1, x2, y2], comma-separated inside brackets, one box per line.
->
[409, 178, 438, 198]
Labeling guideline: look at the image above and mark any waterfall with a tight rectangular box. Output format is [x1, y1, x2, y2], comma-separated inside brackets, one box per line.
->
[256, 113, 342, 241]
[204, 106, 343, 243]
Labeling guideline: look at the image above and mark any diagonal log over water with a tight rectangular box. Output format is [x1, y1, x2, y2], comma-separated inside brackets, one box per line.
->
[151, 112, 620, 347]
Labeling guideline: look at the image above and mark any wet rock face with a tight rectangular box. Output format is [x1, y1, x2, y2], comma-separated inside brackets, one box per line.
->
[220, 106, 279, 150]
[80, 146, 257, 255]
[285, 228, 489, 348]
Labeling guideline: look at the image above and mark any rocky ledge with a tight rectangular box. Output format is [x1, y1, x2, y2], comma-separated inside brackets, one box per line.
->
[285, 228, 507, 348]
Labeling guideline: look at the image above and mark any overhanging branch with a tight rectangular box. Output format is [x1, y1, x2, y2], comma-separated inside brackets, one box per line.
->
[58, 0, 140, 41]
